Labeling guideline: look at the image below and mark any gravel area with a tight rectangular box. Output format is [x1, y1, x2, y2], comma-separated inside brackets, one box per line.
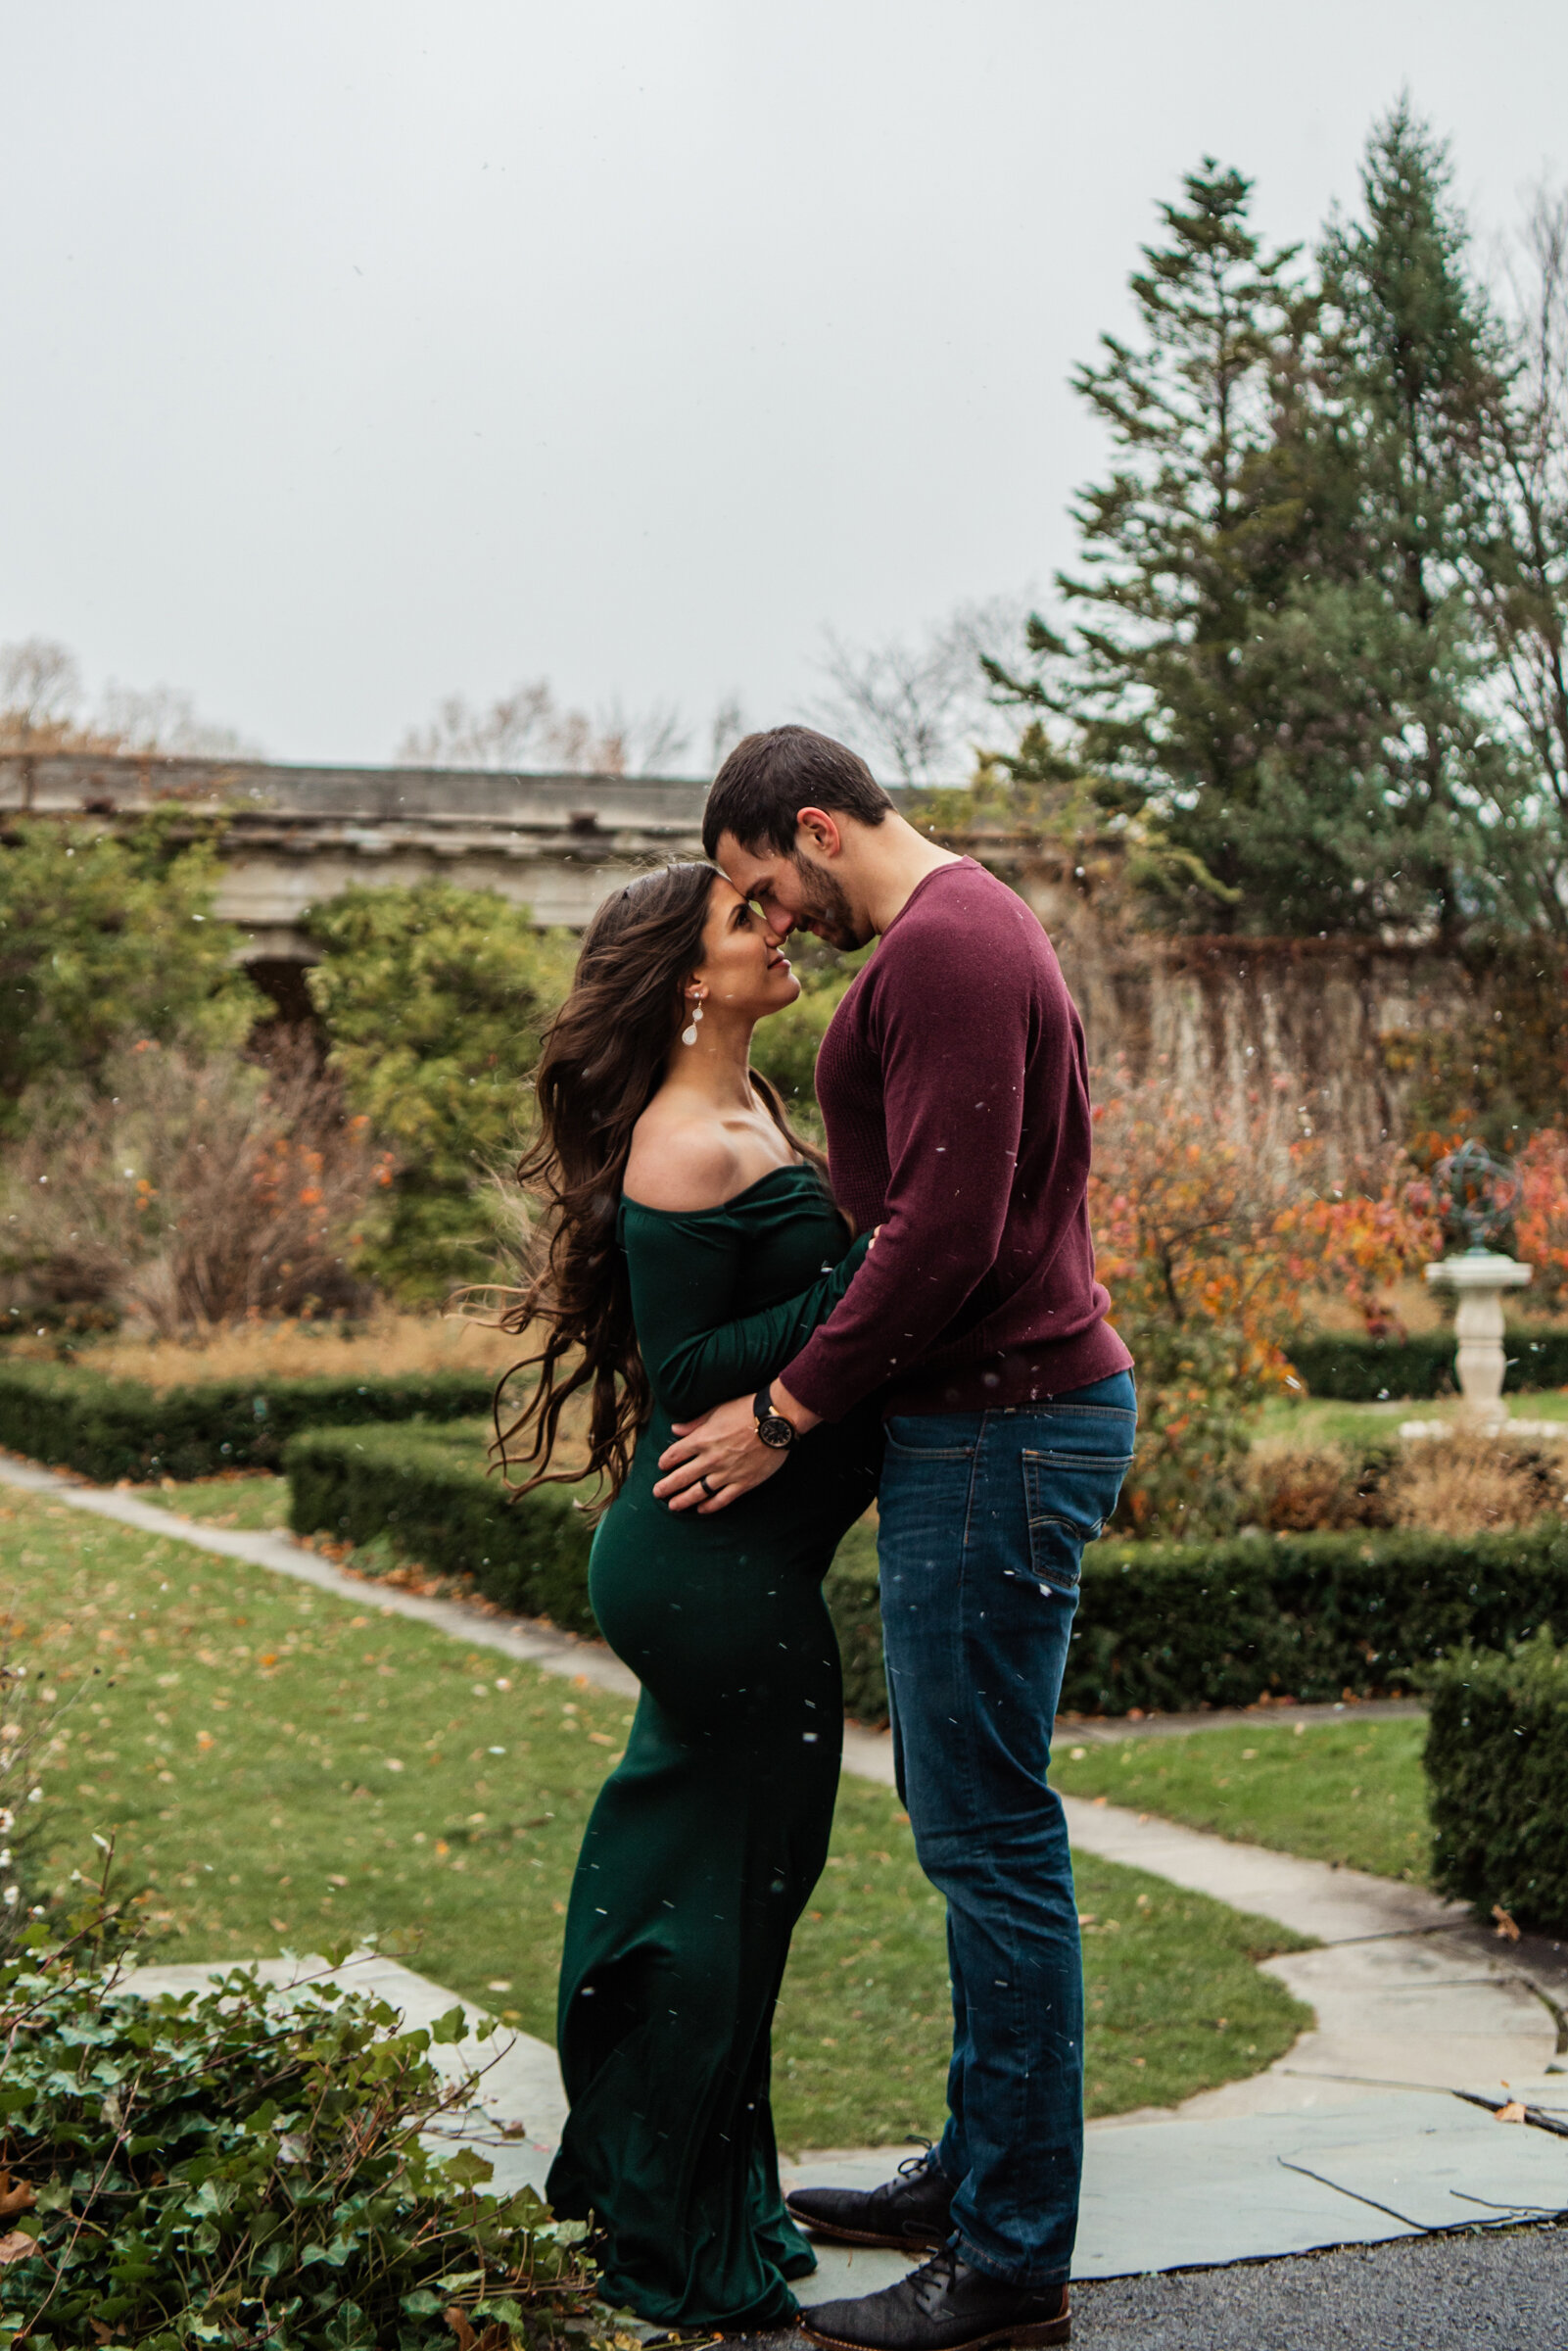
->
[1070, 2221, 1568, 2347]
[718, 2223, 1568, 2350]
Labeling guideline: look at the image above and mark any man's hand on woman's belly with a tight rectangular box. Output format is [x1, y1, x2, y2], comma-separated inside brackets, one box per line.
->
[654, 1383, 818, 1513]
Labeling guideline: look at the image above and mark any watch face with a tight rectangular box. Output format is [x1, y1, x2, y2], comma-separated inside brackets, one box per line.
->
[758, 1414, 794, 1451]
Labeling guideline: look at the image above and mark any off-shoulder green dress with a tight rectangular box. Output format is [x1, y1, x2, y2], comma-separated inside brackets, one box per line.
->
[545, 1165, 881, 2331]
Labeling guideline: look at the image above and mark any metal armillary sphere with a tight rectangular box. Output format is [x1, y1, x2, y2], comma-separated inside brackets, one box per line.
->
[1429, 1138, 1523, 1255]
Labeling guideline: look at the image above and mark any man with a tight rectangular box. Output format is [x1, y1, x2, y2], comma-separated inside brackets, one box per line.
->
[654, 726, 1135, 2351]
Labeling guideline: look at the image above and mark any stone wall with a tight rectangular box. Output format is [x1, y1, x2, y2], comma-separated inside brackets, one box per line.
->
[1, 753, 1491, 1154]
[0, 751, 708, 953]
[1003, 848, 1484, 1161]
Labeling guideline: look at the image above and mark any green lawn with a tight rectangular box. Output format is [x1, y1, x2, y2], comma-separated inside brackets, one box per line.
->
[1251, 1390, 1568, 1453]
[131, 1472, 292, 1532]
[1052, 1717, 1432, 1883]
[3, 1486, 1308, 2147]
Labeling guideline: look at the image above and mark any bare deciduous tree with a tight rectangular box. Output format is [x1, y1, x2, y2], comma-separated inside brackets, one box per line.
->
[0, 637, 84, 742]
[95, 681, 259, 757]
[1, 1033, 390, 1333]
[806, 598, 1031, 785]
[1473, 187, 1568, 936]
[0, 636, 259, 757]
[398, 679, 694, 777]
[707, 694, 748, 773]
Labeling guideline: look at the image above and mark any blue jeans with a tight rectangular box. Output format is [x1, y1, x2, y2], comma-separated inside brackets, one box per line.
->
[877, 1370, 1137, 2288]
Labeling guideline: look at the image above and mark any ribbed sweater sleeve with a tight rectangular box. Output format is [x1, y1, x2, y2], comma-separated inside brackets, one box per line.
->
[781, 916, 1032, 1420]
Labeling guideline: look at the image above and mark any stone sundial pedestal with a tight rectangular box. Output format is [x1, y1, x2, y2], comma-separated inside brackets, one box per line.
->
[1399, 1139, 1559, 1442]
[1419, 1249, 1532, 1433]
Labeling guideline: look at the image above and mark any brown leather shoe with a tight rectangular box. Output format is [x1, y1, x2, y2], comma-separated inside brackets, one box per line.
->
[800, 2248, 1069, 2351]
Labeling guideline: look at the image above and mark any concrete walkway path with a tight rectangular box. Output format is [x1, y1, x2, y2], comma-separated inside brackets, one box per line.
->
[9, 1452, 1568, 2282]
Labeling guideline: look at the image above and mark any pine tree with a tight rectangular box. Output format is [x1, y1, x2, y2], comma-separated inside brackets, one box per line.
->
[1315, 100, 1512, 941]
[991, 117, 1525, 940]
[988, 161, 1389, 931]
[1467, 190, 1568, 943]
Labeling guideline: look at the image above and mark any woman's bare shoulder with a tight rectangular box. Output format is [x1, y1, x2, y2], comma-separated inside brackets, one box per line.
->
[623, 1111, 745, 1212]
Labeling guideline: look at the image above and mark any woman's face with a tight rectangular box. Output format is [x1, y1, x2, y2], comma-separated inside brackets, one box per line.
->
[689, 879, 801, 1023]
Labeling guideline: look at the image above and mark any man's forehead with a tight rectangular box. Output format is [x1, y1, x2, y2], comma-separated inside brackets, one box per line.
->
[714, 835, 783, 889]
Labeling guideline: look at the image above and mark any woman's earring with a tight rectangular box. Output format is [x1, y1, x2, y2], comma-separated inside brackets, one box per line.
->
[681, 994, 704, 1048]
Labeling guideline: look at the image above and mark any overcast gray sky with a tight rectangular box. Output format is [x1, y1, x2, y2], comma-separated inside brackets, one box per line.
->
[2, 0, 1564, 768]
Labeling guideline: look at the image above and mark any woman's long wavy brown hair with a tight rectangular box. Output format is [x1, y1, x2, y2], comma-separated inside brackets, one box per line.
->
[487, 861, 827, 1513]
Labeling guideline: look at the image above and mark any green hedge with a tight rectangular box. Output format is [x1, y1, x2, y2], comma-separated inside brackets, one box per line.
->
[1425, 1632, 1568, 1931]
[284, 1421, 598, 1639]
[1068, 1521, 1568, 1715]
[0, 1361, 496, 1482]
[285, 1422, 1568, 1728]
[283, 1421, 893, 1721]
[1288, 1326, 1568, 1402]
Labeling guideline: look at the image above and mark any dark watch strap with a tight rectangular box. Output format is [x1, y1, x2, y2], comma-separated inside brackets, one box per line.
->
[753, 1384, 797, 1449]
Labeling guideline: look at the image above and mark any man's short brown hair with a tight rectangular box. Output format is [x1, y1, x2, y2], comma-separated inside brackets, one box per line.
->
[701, 725, 894, 859]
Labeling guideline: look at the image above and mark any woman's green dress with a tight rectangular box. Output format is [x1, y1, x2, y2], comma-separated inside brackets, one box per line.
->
[545, 1165, 881, 2330]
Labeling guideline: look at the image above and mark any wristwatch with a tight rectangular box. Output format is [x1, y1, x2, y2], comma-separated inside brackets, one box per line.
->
[753, 1384, 798, 1451]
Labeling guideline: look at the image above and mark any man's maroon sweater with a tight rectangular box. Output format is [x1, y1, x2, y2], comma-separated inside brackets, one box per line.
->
[782, 858, 1131, 1420]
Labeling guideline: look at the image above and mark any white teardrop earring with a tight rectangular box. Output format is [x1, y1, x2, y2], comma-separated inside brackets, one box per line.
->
[681, 994, 704, 1048]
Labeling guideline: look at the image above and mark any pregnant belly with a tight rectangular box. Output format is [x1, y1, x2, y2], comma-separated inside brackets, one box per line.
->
[586, 1412, 879, 1709]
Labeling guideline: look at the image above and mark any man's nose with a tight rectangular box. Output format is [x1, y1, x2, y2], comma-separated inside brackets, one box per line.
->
[763, 903, 795, 940]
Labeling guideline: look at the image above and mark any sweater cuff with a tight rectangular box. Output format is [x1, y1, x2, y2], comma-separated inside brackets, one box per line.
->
[780, 1338, 853, 1425]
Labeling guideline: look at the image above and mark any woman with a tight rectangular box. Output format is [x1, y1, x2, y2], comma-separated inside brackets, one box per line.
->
[494, 861, 881, 2332]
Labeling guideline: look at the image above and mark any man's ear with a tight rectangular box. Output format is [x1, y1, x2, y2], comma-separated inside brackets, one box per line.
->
[795, 805, 844, 859]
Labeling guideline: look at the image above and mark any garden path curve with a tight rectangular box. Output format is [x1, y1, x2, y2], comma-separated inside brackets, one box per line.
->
[6, 1453, 1568, 2279]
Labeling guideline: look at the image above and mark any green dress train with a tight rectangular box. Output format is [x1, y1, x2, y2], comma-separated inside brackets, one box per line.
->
[545, 1165, 882, 2330]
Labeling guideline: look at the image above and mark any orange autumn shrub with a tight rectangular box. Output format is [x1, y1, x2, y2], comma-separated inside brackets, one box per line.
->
[1515, 1128, 1568, 1311]
[1089, 1070, 1311, 1536]
[1287, 1157, 1441, 1339]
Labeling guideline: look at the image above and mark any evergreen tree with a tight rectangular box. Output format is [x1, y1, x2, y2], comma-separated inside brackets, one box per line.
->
[991, 114, 1527, 939]
[1315, 100, 1514, 942]
[987, 161, 1391, 931]
[305, 882, 576, 1299]
[0, 819, 261, 1131]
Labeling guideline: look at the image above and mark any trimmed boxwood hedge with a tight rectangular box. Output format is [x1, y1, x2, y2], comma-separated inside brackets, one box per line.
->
[1425, 1632, 1568, 1931]
[285, 1420, 598, 1640]
[1066, 1521, 1568, 1714]
[283, 1420, 893, 1720]
[1288, 1325, 1568, 1402]
[286, 1421, 1568, 1727]
[0, 1360, 495, 1482]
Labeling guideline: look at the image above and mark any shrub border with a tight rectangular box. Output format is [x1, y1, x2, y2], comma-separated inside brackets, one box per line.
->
[0, 1361, 496, 1482]
[1288, 1326, 1568, 1402]
[283, 1421, 1568, 1727]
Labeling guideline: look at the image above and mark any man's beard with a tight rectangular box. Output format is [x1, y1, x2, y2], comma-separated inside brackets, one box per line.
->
[791, 854, 869, 950]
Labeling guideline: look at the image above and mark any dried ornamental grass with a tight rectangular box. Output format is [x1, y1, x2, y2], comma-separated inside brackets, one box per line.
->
[1381, 1430, 1567, 1538]
[84, 1310, 523, 1391]
[1249, 1447, 1391, 1533]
